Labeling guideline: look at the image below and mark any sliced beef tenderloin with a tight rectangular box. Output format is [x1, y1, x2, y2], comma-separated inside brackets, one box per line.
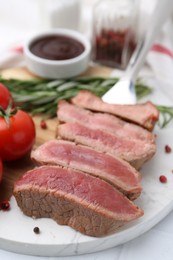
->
[71, 90, 159, 131]
[57, 122, 156, 169]
[31, 139, 142, 200]
[13, 165, 144, 237]
[57, 100, 155, 143]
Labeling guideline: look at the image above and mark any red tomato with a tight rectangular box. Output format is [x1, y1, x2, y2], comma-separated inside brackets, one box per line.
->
[0, 83, 14, 110]
[0, 158, 3, 183]
[0, 110, 36, 161]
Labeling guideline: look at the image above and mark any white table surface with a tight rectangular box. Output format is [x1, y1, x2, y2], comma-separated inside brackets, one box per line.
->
[1, 210, 173, 260]
[1, 0, 173, 259]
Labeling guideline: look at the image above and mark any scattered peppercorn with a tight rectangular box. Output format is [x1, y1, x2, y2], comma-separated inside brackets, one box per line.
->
[165, 145, 172, 153]
[40, 120, 47, 129]
[33, 226, 40, 234]
[159, 175, 167, 183]
[0, 200, 10, 211]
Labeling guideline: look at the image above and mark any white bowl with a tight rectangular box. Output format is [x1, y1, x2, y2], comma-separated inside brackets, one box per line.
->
[24, 29, 91, 79]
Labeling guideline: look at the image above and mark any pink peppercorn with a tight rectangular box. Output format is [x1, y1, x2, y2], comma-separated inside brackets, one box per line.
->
[40, 120, 47, 129]
[159, 175, 167, 183]
[0, 200, 10, 211]
[165, 145, 172, 153]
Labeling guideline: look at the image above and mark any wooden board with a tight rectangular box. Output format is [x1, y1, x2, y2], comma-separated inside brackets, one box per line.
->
[0, 66, 112, 202]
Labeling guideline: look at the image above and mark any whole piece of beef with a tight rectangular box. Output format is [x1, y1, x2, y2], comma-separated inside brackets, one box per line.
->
[57, 122, 156, 169]
[31, 139, 142, 200]
[13, 165, 144, 237]
[57, 100, 155, 143]
[71, 90, 159, 131]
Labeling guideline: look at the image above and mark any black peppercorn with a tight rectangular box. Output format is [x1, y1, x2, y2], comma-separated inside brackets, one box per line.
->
[33, 227, 40, 234]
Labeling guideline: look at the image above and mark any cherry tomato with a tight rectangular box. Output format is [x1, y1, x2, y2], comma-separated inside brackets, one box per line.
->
[0, 83, 14, 110]
[0, 158, 3, 183]
[0, 110, 36, 161]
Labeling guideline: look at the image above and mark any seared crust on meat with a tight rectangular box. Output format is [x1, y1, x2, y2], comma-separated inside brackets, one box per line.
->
[14, 166, 144, 237]
[71, 90, 159, 131]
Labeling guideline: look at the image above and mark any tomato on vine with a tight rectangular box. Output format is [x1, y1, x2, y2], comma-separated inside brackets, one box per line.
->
[0, 158, 3, 183]
[0, 83, 14, 110]
[0, 106, 36, 161]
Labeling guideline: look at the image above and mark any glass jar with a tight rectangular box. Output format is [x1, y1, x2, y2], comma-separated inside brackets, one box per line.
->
[92, 0, 139, 69]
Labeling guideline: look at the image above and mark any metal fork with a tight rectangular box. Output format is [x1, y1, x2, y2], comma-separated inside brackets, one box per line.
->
[102, 0, 173, 104]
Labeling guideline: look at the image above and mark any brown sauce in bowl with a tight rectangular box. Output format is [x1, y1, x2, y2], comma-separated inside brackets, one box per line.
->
[29, 35, 85, 60]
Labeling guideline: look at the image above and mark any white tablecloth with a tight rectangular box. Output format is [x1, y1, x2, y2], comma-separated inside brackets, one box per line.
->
[1, 0, 173, 259]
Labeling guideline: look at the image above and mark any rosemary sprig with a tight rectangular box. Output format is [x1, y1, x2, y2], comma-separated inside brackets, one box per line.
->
[1, 76, 173, 128]
[156, 105, 173, 128]
[0, 76, 152, 117]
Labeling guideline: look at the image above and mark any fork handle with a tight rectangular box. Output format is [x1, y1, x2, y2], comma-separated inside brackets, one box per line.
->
[125, 0, 173, 82]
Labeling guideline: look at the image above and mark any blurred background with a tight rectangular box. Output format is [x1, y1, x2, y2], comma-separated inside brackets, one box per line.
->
[0, 0, 173, 75]
[0, 0, 158, 50]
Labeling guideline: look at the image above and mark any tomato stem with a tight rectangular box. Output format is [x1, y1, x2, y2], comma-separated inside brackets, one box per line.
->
[0, 101, 18, 127]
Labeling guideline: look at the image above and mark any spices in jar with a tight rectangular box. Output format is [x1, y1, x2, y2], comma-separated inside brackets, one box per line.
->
[92, 0, 139, 69]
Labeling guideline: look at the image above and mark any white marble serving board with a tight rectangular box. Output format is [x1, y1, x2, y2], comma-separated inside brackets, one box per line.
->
[0, 79, 173, 257]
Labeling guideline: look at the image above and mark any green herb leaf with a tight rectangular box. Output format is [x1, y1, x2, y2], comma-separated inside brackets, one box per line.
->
[157, 105, 173, 128]
[0, 76, 152, 118]
[0, 101, 18, 127]
[2, 76, 172, 129]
